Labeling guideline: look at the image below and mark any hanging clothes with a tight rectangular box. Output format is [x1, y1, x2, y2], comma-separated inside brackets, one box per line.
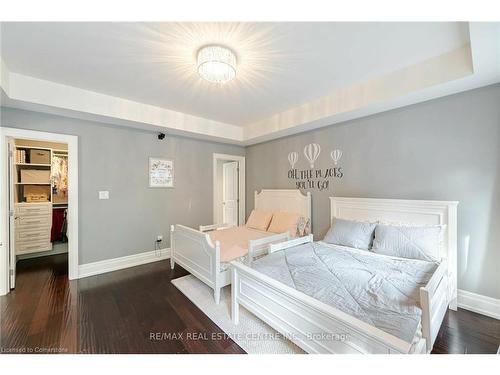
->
[52, 154, 68, 201]
[51, 208, 65, 242]
[61, 209, 68, 242]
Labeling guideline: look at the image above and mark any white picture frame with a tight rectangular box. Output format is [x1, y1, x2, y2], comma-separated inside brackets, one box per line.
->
[149, 157, 174, 188]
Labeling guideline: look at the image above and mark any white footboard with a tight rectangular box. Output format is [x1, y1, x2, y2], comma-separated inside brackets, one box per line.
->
[170, 224, 223, 303]
[420, 260, 449, 352]
[247, 232, 291, 265]
[199, 223, 232, 232]
[268, 234, 313, 254]
[231, 261, 413, 354]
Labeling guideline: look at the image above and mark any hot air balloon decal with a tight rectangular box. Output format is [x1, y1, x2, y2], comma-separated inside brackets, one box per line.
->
[330, 149, 343, 165]
[303, 143, 321, 168]
[288, 151, 298, 169]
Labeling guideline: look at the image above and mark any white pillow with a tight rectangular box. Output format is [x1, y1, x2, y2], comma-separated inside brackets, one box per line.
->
[371, 224, 442, 262]
[323, 218, 377, 250]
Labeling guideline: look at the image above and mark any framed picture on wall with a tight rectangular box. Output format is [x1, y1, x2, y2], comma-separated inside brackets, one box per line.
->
[149, 157, 174, 188]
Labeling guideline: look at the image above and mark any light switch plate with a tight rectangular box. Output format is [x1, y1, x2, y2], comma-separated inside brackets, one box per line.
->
[98, 191, 109, 200]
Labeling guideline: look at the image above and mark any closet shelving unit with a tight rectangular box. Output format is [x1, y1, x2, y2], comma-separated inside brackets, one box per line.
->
[14, 145, 53, 205]
[14, 145, 67, 255]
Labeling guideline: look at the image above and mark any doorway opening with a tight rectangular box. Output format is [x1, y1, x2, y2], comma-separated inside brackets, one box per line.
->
[212, 153, 245, 226]
[0, 128, 78, 296]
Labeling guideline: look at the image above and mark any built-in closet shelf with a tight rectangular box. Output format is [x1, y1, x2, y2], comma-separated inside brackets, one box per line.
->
[15, 145, 52, 150]
[15, 182, 51, 185]
[16, 163, 52, 167]
[15, 202, 52, 206]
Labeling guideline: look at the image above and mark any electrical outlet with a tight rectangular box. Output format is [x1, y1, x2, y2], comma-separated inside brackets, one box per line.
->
[156, 235, 163, 242]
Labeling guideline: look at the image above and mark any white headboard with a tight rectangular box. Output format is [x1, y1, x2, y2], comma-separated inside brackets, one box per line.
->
[255, 189, 311, 222]
[330, 197, 458, 307]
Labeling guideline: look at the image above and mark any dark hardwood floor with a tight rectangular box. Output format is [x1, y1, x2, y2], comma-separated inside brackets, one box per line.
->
[1, 253, 499, 354]
[0, 254, 244, 354]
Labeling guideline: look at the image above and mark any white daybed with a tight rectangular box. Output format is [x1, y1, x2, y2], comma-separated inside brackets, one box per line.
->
[170, 189, 311, 304]
[231, 197, 458, 354]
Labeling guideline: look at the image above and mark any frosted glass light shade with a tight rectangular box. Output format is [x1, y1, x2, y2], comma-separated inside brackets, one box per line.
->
[197, 45, 236, 84]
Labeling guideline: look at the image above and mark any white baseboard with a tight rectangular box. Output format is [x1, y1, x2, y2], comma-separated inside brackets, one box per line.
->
[78, 248, 170, 279]
[458, 289, 500, 320]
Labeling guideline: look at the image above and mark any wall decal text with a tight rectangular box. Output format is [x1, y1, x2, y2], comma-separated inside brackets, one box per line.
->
[288, 167, 343, 191]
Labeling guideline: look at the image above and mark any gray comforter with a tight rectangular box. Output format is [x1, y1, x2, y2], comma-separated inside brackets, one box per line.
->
[251, 241, 438, 343]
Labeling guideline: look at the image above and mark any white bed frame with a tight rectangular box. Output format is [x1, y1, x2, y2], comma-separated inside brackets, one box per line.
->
[170, 189, 311, 304]
[231, 197, 458, 354]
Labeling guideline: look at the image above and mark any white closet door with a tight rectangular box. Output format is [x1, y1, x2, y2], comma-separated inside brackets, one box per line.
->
[222, 162, 239, 226]
[8, 139, 16, 289]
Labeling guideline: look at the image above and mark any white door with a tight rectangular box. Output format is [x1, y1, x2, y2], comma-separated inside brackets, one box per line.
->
[8, 139, 16, 289]
[222, 161, 239, 226]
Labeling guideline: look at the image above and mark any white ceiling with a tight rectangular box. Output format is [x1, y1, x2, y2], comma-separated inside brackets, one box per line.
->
[1, 22, 499, 144]
[1, 22, 469, 126]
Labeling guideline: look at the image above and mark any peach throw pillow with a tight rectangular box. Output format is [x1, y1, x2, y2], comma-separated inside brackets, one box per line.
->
[267, 212, 301, 238]
[246, 210, 273, 231]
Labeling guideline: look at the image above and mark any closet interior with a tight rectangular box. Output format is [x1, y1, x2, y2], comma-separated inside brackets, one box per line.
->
[13, 139, 69, 260]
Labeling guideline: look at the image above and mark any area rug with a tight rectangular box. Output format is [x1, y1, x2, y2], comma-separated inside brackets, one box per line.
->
[171, 275, 304, 354]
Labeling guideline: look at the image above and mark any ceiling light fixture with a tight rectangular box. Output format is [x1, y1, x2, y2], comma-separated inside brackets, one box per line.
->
[197, 45, 237, 84]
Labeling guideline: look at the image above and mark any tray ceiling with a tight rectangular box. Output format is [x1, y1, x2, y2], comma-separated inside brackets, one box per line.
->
[1, 22, 499, 144]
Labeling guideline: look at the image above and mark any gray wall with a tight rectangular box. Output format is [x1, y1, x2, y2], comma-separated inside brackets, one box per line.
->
[1, 108, 244, 264]
[246, 84, 500, 299]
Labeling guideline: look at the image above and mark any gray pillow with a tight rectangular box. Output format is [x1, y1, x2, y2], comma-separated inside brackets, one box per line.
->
[372, 224, 441, 262]
[323, 218, 377, 250]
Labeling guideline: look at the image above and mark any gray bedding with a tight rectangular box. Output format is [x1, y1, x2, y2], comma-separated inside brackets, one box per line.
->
[251, 241, 438, 343]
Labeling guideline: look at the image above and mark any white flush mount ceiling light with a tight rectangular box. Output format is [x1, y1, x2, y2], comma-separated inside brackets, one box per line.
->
[197, 45, 237, 84]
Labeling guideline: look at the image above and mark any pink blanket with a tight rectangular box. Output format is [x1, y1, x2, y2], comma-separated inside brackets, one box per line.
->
[207, 226, 273, 263]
